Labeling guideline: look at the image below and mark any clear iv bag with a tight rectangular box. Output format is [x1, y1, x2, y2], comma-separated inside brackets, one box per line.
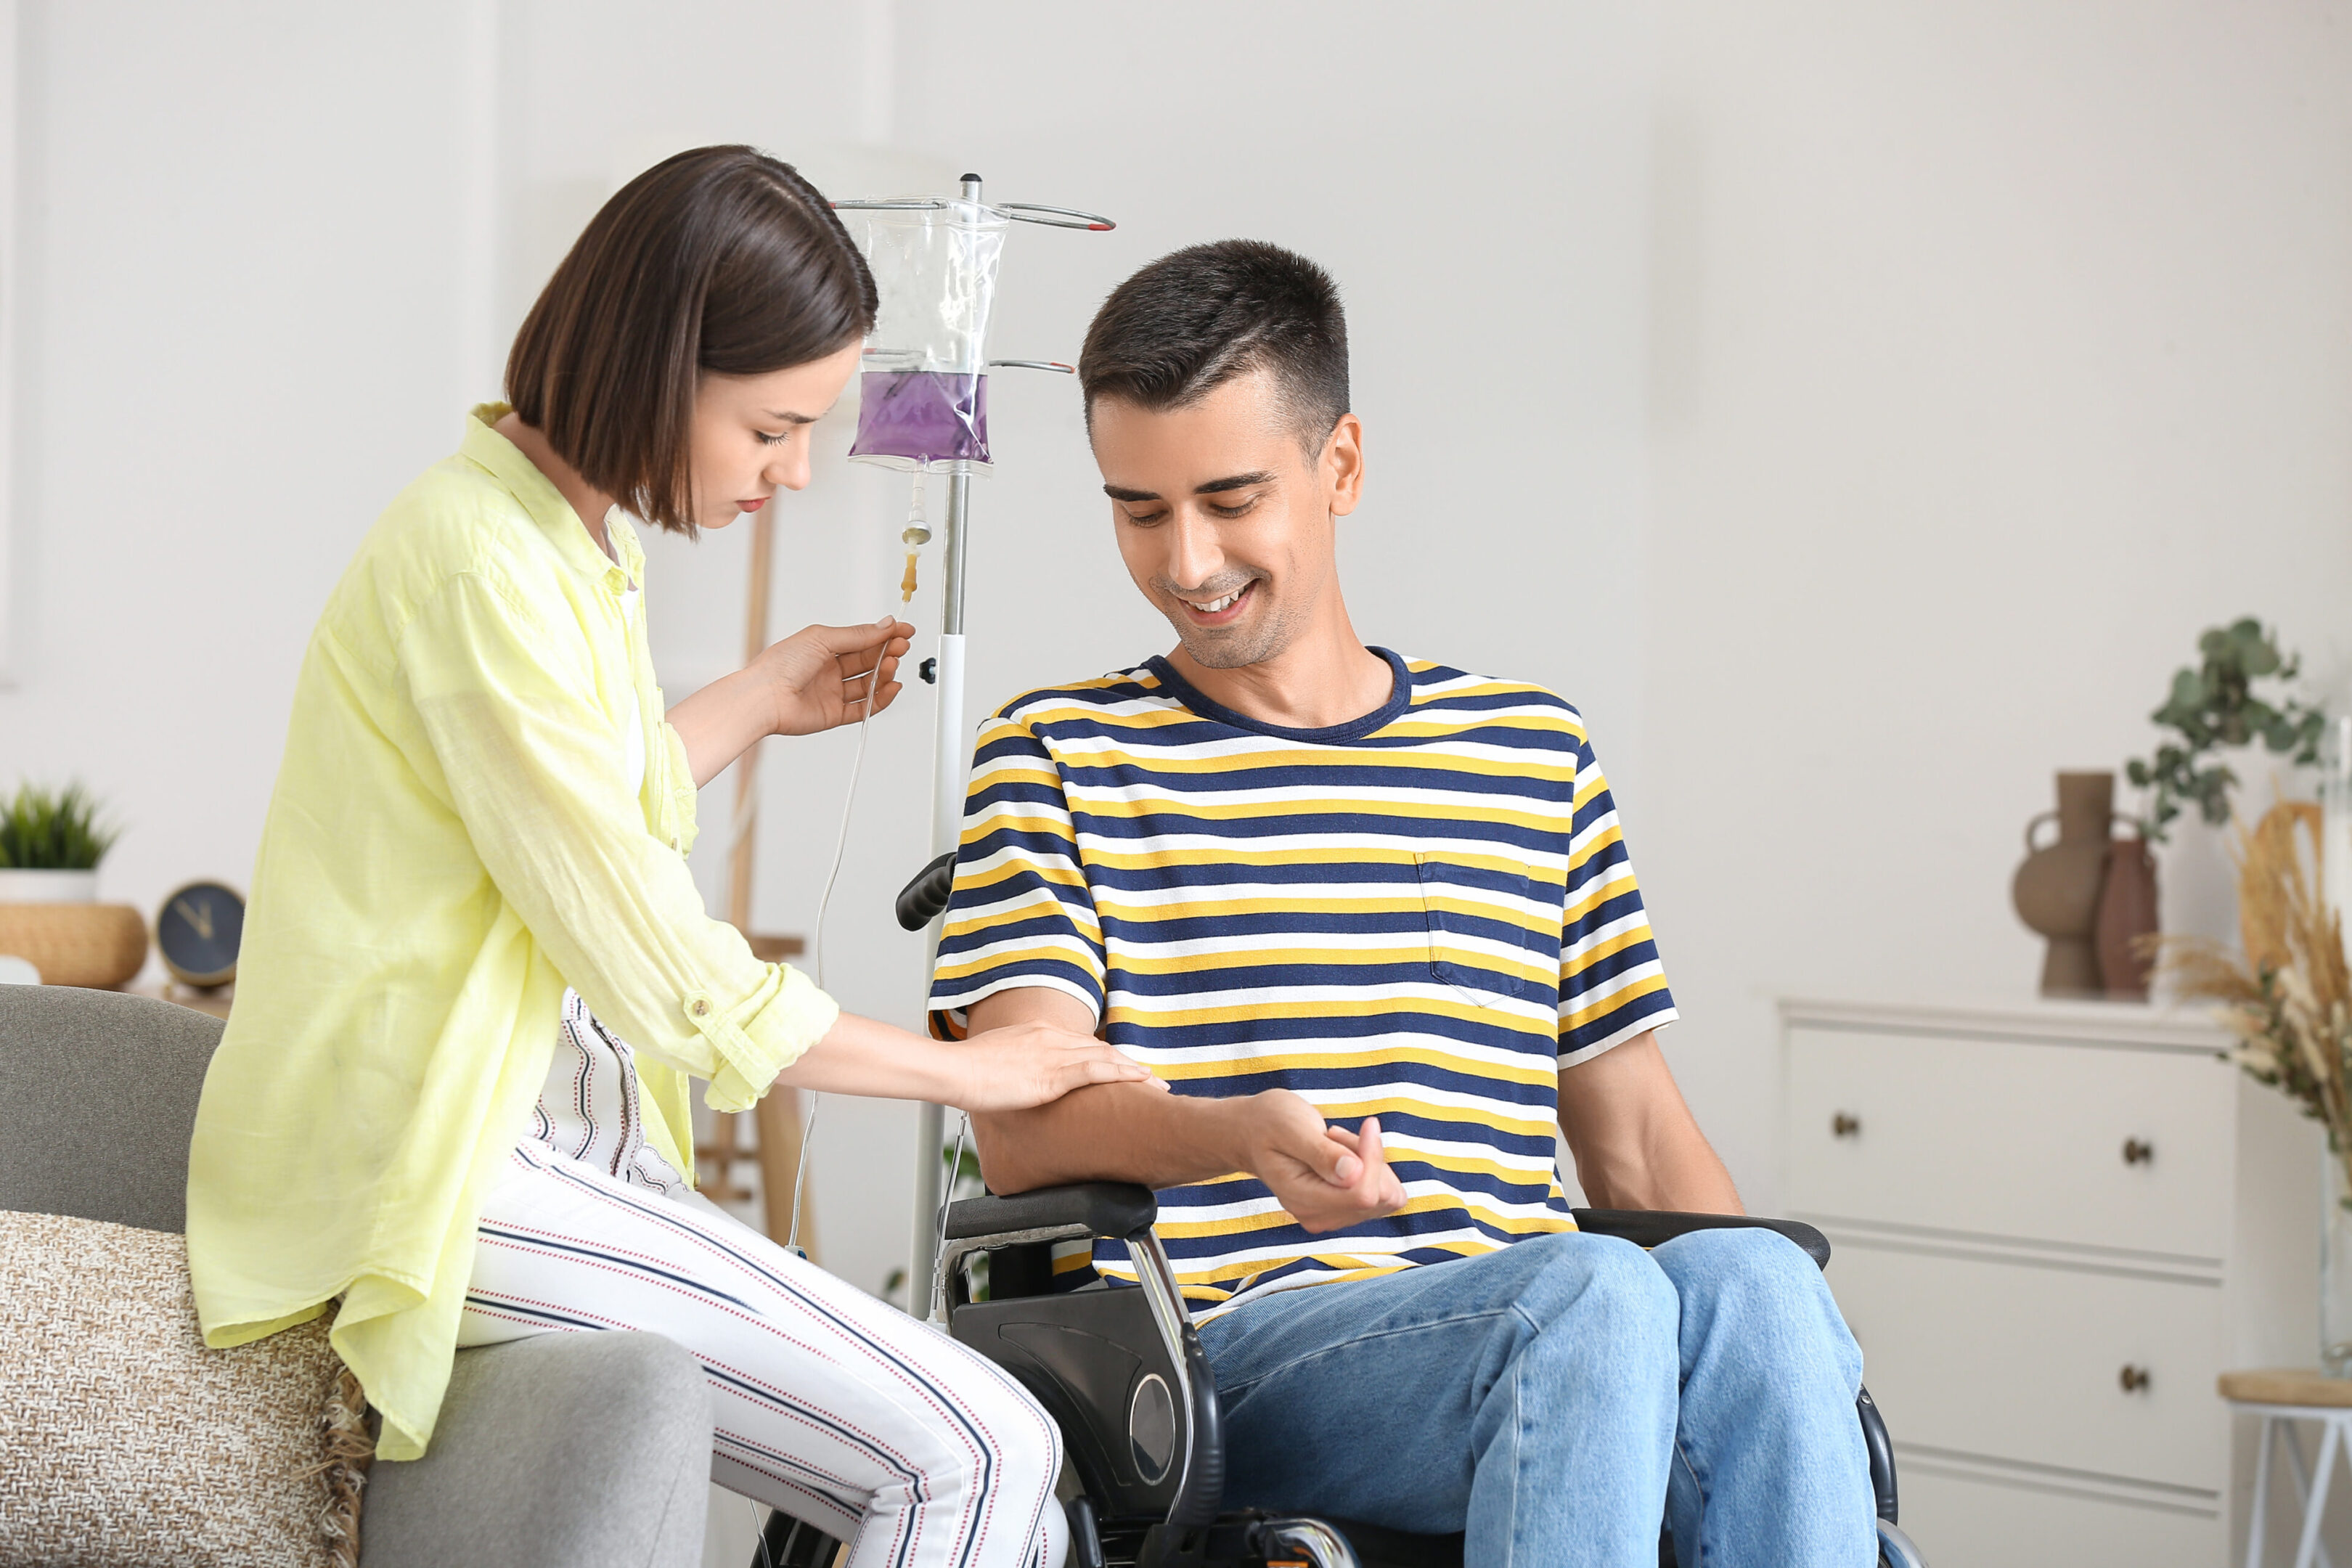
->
[847, 199, 1008, 475]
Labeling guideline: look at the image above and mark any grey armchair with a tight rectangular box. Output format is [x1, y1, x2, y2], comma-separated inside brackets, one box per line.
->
[0, 984, 712, 1568]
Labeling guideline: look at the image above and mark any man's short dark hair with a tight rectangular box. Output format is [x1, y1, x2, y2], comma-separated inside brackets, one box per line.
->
[506, 145, 877, 535]
[1078, 240, 1349, 457]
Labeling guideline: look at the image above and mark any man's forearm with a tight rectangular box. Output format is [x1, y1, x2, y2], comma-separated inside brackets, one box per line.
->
[973, 1080, 1254, 1193]
[961, 987, 1408, 1230]
[1558, 1032, 1743, 1214]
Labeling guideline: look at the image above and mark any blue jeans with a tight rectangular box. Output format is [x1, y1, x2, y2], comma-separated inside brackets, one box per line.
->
[1195, 1228, 1876, 1567]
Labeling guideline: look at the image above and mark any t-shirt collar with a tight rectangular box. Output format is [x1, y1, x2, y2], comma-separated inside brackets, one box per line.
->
[461, 403, 644, 593]
[1141, 647, 1413, 743]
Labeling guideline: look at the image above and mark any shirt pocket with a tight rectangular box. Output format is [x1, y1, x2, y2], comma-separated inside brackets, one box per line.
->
[1413, 853, 1532, 1002]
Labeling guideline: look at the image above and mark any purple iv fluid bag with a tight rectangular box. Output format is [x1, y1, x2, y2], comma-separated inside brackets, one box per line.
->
[849, 371, 992, 468]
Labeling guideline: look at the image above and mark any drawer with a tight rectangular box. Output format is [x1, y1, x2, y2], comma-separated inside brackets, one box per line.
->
[1829, 1239, 2225, 1491]
[1897, 1464, 2220, 1568]
[1787, 1026, 2232, 1259]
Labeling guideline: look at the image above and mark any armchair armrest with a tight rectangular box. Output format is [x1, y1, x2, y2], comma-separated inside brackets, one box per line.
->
[1571, 1208, 1832, 1271]
[363, 1332, 711, 1568]
[944, 1182, 1158, 1242]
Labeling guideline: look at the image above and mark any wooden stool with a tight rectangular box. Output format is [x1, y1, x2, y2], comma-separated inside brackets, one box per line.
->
[2221, 1368, 2352, 1568]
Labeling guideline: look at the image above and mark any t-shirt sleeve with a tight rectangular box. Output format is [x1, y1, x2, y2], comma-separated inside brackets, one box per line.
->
[928, 707, 1107, 1039]
[1557, 721, 1678, 1066]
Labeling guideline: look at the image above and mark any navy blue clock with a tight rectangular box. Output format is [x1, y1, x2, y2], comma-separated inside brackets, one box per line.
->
[157, 881, 245, 988]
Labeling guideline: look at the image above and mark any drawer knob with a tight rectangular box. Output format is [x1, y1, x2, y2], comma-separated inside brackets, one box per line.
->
[2119, 1364, 2151, 1393]
[1832, 1112, 1861, 1139]
[2123, 1138, 2154, 1167]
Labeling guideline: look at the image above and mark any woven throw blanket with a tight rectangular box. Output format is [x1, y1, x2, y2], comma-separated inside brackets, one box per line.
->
[0, 1210, 372, 1568]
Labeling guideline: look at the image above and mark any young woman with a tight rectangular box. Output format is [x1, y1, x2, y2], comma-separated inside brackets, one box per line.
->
[187, 146, 1150, 1568]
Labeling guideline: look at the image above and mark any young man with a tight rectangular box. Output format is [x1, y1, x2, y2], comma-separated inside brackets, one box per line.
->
[928, 242, 1874, 1566]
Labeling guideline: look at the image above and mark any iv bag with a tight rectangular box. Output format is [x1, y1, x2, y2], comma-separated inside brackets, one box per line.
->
[847, 199, 1008, 475]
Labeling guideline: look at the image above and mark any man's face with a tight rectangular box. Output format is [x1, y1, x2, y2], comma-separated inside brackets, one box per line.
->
[1091, 368, 1363, 671]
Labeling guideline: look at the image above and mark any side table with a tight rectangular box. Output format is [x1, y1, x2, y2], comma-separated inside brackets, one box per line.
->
[123, 979, 232, 1020]
[2221, 1368, 2352, 1568]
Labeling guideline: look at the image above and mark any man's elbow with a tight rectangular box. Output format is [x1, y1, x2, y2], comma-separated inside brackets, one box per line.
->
[969, 1115, 1045, 1195]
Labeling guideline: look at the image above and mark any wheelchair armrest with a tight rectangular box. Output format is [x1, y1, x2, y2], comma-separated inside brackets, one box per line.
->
[1570, 1208, 1832, 1271]
[944, 1181, 1158, 1242]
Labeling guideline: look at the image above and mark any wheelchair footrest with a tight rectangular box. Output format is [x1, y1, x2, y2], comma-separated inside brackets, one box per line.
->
[1124, 1509, 1458, 1568]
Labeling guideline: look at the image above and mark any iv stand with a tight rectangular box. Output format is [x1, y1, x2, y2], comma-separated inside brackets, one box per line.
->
[907, 173, 983, 1315]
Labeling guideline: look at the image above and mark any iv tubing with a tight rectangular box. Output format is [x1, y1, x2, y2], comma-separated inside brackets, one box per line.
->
[789, 630, 891, 1254]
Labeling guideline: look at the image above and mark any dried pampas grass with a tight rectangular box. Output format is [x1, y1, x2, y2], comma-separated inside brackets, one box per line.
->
[2157, 801, 2352, 1175]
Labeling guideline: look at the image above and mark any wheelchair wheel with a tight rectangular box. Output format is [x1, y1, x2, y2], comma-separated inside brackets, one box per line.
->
[751, 1510, 846, 1568]
[1877, 1519, 1927, 1568]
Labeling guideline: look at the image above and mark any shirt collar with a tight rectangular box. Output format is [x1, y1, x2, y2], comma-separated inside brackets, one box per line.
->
[462, 403, 643, 592]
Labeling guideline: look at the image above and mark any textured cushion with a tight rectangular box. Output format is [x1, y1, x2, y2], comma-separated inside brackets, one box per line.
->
[0, 1210, 370, 1567]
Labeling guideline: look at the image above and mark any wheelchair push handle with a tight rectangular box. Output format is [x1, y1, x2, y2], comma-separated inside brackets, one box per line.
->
[897, 851, 959, 931]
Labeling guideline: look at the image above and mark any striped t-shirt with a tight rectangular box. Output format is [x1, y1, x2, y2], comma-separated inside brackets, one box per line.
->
[928, 648, 1677, 1318]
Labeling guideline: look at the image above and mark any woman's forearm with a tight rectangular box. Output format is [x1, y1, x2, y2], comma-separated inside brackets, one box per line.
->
[666, 669, 772, 788]
[775, 1010, 965, 1103]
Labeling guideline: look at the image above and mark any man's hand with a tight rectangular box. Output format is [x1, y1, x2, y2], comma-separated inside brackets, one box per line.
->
[1237, 1090, 1407, 1234]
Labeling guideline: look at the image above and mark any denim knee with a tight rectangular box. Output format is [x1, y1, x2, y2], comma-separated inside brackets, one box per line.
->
[1512, 1231, 1681, 1367]
[1653, 1227, 1861, 1388]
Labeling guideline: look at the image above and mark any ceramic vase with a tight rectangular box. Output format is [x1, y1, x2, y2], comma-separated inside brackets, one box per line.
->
[2326, 1151, 2352, 1377]
[2013, 771, 2115, 997]
[2094, 830, 2160, 1000]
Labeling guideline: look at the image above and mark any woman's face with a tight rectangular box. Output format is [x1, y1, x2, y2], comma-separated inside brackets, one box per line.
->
[690, 340, 864, 530]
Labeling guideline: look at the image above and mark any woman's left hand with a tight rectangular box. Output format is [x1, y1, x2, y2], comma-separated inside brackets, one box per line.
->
[754, 617, 916, 737]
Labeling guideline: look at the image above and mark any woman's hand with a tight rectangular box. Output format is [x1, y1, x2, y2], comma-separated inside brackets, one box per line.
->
[754, 617, 915, 738]
[670, 616, 916, 786]
[774, 1010, 1165, 1111]
[942, 1022, 1169, 1114]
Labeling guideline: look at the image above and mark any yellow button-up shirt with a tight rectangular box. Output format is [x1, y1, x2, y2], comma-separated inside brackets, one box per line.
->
[187, 407, 838, 1460]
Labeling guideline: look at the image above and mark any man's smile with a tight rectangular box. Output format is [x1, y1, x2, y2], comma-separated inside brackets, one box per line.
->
[1173, 580, 1257, 626]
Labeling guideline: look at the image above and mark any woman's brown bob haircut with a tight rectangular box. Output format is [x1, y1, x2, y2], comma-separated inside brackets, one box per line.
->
[506, 145, 877, 536]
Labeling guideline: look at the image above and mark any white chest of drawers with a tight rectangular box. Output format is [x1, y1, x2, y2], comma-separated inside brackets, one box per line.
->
[1781, 997, 2324, 1566]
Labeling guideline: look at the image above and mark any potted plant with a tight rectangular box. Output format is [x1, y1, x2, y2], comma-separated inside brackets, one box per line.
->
[0, 781, 119, 902]
[0, 782, 147, 987]
[2126, 617, 2326, 842]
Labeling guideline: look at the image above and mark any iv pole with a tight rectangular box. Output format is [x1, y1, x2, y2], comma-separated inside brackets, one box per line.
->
[907, 173, 981, 1313]
[832, 173, 1112, 1311]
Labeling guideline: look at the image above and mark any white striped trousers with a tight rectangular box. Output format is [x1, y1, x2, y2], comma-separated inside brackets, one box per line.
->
[460, 1142, 1067, 1568]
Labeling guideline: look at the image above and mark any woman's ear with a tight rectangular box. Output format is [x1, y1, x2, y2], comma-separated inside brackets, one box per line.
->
[1323, 412, 1365, 518]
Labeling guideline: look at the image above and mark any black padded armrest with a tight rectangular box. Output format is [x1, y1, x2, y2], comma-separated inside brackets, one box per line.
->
[1571, 1209, 1832, 1271]
[944, 1182, 1158, 1241]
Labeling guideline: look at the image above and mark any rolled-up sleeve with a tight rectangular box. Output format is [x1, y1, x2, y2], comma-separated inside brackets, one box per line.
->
[399, 568, 836, 1110]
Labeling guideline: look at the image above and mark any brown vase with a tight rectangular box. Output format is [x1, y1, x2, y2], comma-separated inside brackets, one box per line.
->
[2013, 771, 2115, 997]
[2095, 829, 2160, 1000]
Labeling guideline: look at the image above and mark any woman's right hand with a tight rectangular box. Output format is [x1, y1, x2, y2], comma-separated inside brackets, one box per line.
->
[944, 1023, 1168, 1114]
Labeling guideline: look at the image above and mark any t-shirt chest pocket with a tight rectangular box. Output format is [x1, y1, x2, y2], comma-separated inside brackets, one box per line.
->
[1413, 853, 1532, 1001]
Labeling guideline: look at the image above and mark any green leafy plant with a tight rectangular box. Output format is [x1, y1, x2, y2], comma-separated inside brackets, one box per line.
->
[0, 781, 121, 870]
[2126, 618, 2326, 843]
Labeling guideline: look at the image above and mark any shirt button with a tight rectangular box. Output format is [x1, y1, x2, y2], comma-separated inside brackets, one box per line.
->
[689, 997, 711, 1018]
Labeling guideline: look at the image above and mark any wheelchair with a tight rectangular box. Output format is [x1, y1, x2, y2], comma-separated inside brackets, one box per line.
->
[754, 854, 1927, 1567]
[756, 1179, 1928, 1568]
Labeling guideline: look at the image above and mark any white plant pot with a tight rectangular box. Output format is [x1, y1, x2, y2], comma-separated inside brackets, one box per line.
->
[0, 868, 99, 903]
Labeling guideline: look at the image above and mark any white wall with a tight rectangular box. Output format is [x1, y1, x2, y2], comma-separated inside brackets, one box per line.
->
[4, 0, 2350, 1317]
[0, 3, 487, 917]
[1642, 0, 2352, 1210]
